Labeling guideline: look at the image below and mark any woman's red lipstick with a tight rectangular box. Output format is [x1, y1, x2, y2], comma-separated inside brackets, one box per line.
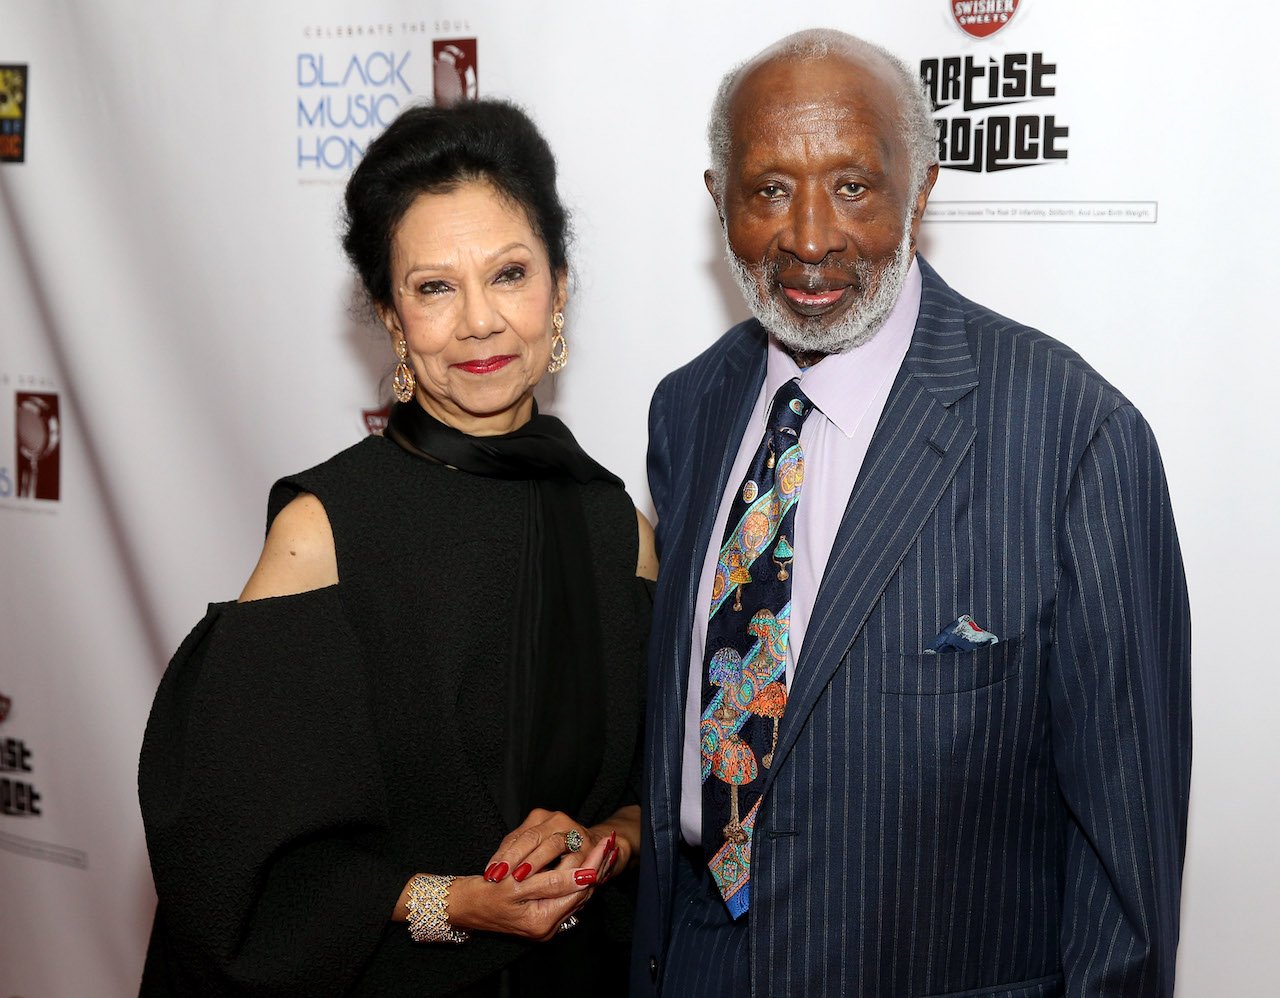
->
[456, 355, 515, 375]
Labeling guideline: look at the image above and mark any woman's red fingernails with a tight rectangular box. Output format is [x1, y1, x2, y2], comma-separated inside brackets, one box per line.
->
[492, 862, 510, 882]
[574, 868, 597, 885]
[484, 863, 497, 881]
[608, 831, 617, 849]
[512, 863, 532, 882]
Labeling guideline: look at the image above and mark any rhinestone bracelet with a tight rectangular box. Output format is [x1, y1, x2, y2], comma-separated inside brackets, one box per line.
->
[405, 873, 470, 944]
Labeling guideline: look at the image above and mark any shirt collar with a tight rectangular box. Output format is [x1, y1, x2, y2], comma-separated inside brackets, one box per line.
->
[766, 256, 922, 438]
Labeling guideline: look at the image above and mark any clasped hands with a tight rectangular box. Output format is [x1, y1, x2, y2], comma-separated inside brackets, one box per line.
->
[446, 807, 629, 942]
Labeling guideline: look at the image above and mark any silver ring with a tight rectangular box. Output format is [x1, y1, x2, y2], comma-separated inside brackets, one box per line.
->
[562, 829, 583, 853]
[557, 915, 579, 933]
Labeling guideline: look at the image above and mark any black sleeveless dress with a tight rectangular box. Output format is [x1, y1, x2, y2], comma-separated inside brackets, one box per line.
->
[138, 434, 651, 996]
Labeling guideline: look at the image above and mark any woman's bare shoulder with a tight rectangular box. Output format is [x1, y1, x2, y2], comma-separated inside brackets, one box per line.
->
[238, 493, 339, 602]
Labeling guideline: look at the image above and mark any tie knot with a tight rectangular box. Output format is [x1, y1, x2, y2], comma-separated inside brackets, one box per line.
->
[768, 379, 812, 437]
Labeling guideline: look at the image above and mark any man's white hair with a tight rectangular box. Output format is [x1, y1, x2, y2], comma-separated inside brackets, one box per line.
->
[707, 28, 937, 203]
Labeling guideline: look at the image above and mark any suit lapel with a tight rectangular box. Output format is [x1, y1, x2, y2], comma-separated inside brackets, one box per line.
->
[762, 260, 981, 791]
[650, 323, 766, 914]
[681, 334, 768, 600]
[656, 323, 768, 717]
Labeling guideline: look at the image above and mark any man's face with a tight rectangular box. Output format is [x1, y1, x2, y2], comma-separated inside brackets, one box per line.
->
[712, 54, 934, 356]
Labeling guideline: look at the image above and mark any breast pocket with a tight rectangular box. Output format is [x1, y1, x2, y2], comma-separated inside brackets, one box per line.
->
[881, 637, 1023, 695]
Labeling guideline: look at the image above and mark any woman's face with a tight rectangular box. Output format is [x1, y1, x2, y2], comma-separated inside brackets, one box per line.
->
[378, 180, 566, 435]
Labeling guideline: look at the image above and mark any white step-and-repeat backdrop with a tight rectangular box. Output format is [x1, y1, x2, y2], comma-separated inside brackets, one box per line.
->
[2, 1, 1275, 994]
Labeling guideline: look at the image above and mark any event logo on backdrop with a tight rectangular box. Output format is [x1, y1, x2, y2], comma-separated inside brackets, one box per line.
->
[1, 714, 41, 818]
[13, 393, 61, 501]
[295, 20, 476, 180]
[362, 406, 389, 435]
[0, 64, 27, 163]
[433, 39, 477, 106]
[0, 693, 87, 868]
[0, 379, 61, 505]
[921, 5, 1157, 225]
[921, 51, 1067, 173]
[952, 0, 1020, 38]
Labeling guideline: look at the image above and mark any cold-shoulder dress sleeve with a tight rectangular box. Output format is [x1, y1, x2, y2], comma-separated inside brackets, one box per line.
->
[138, 588, 413, 997]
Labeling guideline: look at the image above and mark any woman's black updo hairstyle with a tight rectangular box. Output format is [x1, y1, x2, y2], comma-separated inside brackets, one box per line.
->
[342, 99, 570, 309]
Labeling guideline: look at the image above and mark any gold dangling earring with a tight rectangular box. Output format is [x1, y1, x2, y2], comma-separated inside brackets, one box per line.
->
[547, 311, 568, 374]
[392, 338, 415, 403]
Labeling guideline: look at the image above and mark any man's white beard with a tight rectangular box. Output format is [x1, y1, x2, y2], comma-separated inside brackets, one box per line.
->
[724, 225, 913, 356]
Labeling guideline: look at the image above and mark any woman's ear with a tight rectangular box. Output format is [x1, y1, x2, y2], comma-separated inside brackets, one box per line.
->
[553, 268, 569, 315]
[375, 301, 403, 340]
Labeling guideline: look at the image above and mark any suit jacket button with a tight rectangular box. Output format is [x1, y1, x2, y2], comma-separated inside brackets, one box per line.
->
[649, 955, 659, 981]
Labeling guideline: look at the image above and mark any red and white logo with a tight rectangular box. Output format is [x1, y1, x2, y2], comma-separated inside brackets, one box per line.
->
[433, 39, 477, 106]
[952, 0, 1020, 38]
[15, 392, 60, 500]
[362, 406, 389, 436]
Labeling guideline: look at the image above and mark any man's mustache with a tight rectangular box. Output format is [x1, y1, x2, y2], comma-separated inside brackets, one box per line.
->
[759, 254, 871, 293]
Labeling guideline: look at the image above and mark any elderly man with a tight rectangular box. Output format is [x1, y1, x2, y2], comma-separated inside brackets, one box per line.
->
[633, 28, 1190, 998]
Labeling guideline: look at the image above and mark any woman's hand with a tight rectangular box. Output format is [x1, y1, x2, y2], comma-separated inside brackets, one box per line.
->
[481, 808, 617, 885]
[446, 833, 611, 941]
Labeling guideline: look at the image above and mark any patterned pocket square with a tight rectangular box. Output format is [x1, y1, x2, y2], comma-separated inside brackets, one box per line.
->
[927, 614, 1000, 653]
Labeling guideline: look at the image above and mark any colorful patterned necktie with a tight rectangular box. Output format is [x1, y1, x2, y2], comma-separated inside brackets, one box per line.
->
[701, 378, 812, 918]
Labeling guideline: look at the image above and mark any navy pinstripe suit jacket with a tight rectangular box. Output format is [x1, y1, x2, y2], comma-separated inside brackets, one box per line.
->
[632, 259, 1191, 997]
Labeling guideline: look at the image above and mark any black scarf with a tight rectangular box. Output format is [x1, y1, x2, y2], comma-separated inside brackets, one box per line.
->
[386, 400, 618, 829]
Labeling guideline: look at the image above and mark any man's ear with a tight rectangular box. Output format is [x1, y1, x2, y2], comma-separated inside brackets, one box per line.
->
[908, 163, 940, 256]
[704, 170, 725, 224]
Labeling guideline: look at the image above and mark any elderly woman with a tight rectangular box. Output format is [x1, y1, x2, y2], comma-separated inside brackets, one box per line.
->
[138, 100, 656, 996]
